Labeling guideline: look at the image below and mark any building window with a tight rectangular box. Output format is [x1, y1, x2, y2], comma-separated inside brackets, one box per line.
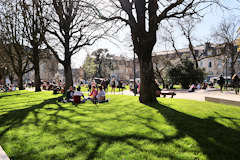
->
[218, 60, 222, 68]
[208, 51, 212, 56]
[208, 61, 212, 68]
[208, 71, 213, 75]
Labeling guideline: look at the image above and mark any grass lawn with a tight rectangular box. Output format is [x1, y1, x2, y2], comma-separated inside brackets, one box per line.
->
[80, 85, 129, 93]
[159, 85, 182, 89]
[0, 91, 240, 160]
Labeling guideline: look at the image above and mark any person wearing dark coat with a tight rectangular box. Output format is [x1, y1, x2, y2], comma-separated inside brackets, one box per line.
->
[218, 75, 225, 92]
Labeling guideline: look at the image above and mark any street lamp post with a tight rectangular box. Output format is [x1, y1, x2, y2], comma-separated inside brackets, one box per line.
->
[225, 57, 228, 90]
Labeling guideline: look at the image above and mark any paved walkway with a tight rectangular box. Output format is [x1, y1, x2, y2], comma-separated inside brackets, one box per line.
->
[0, 145, 10, 160]
[111, 89, 240, 103]
[174, 89, 240, 102]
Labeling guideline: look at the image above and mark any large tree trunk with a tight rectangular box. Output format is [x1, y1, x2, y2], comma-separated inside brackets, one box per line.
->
[17, 73, 24, 90]
[138, 53, 157, 104]
[64, 62, 73, 91]
[33, 49, 41, 92]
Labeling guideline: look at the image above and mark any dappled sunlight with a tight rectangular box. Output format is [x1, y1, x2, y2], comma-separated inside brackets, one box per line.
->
[0, 91, 240, 159]
[150, 101, 240, 160]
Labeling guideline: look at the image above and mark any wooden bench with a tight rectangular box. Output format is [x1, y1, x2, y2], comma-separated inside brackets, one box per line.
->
[156, 90, 176, 98]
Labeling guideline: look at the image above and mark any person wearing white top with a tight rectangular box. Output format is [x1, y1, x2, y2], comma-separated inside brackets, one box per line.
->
[73, 87, 86, 103]
[74, 90, 83, 96]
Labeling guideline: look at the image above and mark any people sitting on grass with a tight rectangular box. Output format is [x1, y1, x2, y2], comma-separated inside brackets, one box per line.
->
[53, 86, 61, 94]
[188, 84, 196, 92]
[88, 86, 98, 102]
[3, 85, 9, 92]
[66, 86, 74, 102]
[87, 86, 109, 104]
[96, 86, 107, 102]
[11, 84, 16, 91]
[73, 87, 86, 104]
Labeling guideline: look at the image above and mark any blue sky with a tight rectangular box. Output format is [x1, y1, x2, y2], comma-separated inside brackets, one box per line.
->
[71, 1, 240, 68]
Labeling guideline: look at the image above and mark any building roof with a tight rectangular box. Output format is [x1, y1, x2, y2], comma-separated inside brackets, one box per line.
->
[153, 43, 219, 56]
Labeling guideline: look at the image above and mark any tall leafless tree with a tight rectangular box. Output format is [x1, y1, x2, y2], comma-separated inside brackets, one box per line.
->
[0, 0, 33, 89]
[178, 18, 200, 68]
[20, 0, 48, 92]
[213, 18, 240, 77]
[152, 54, 173, 88]
[97, 0, 222, 104]
[44, 0, 108, 90]
[161, 19, 225, 70]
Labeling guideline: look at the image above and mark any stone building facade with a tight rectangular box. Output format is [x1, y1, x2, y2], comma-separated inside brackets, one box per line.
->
[153, 43, 240, 80]
[23, 53, 59, 83]
[110, 56, 140, 80]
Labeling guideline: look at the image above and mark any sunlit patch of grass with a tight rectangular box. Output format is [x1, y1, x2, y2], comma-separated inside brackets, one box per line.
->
[0, 91, 240, 160]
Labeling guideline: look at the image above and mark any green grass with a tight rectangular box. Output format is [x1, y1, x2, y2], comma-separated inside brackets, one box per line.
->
[159, 85, 182, 89]
[80, 85, 129, 92]
[0, 91, 240, 160]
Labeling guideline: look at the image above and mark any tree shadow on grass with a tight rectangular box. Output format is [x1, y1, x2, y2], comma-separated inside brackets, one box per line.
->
[0, 91, 33, 100]
[1, 95, 240, 160]
[148, 102, 240, 160]
[0, 96, 65, 138]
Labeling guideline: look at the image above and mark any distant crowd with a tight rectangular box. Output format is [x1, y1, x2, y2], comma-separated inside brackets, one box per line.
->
[57, 85, 108, 104]
[0, 84, 16, 92]
[187, 74, 239, 94]
[1, 74, 239, 96]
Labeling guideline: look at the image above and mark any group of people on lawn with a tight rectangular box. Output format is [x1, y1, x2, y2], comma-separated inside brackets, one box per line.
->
[62, 85, 107, 104]
[187, 74, 240, 94]
[0, 84, 16, 92]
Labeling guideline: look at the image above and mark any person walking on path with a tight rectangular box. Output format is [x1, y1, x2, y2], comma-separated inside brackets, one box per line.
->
[218, 75, 225, 92]
[111, 78, 116, 94]
[101, 79, 108, 92]
[232, 73, 240, 95]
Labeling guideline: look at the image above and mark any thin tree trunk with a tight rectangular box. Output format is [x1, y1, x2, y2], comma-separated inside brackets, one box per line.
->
[33, 49, 41, 92]
[64, 62, 73, 91]
[9, 74, 14, 84]
[17, 73, 24, 90]
[189, 42, 199, 68]
[138, 54, 157, 104]
[160, 77, 165, 88]
[230, 62, 235, 78]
